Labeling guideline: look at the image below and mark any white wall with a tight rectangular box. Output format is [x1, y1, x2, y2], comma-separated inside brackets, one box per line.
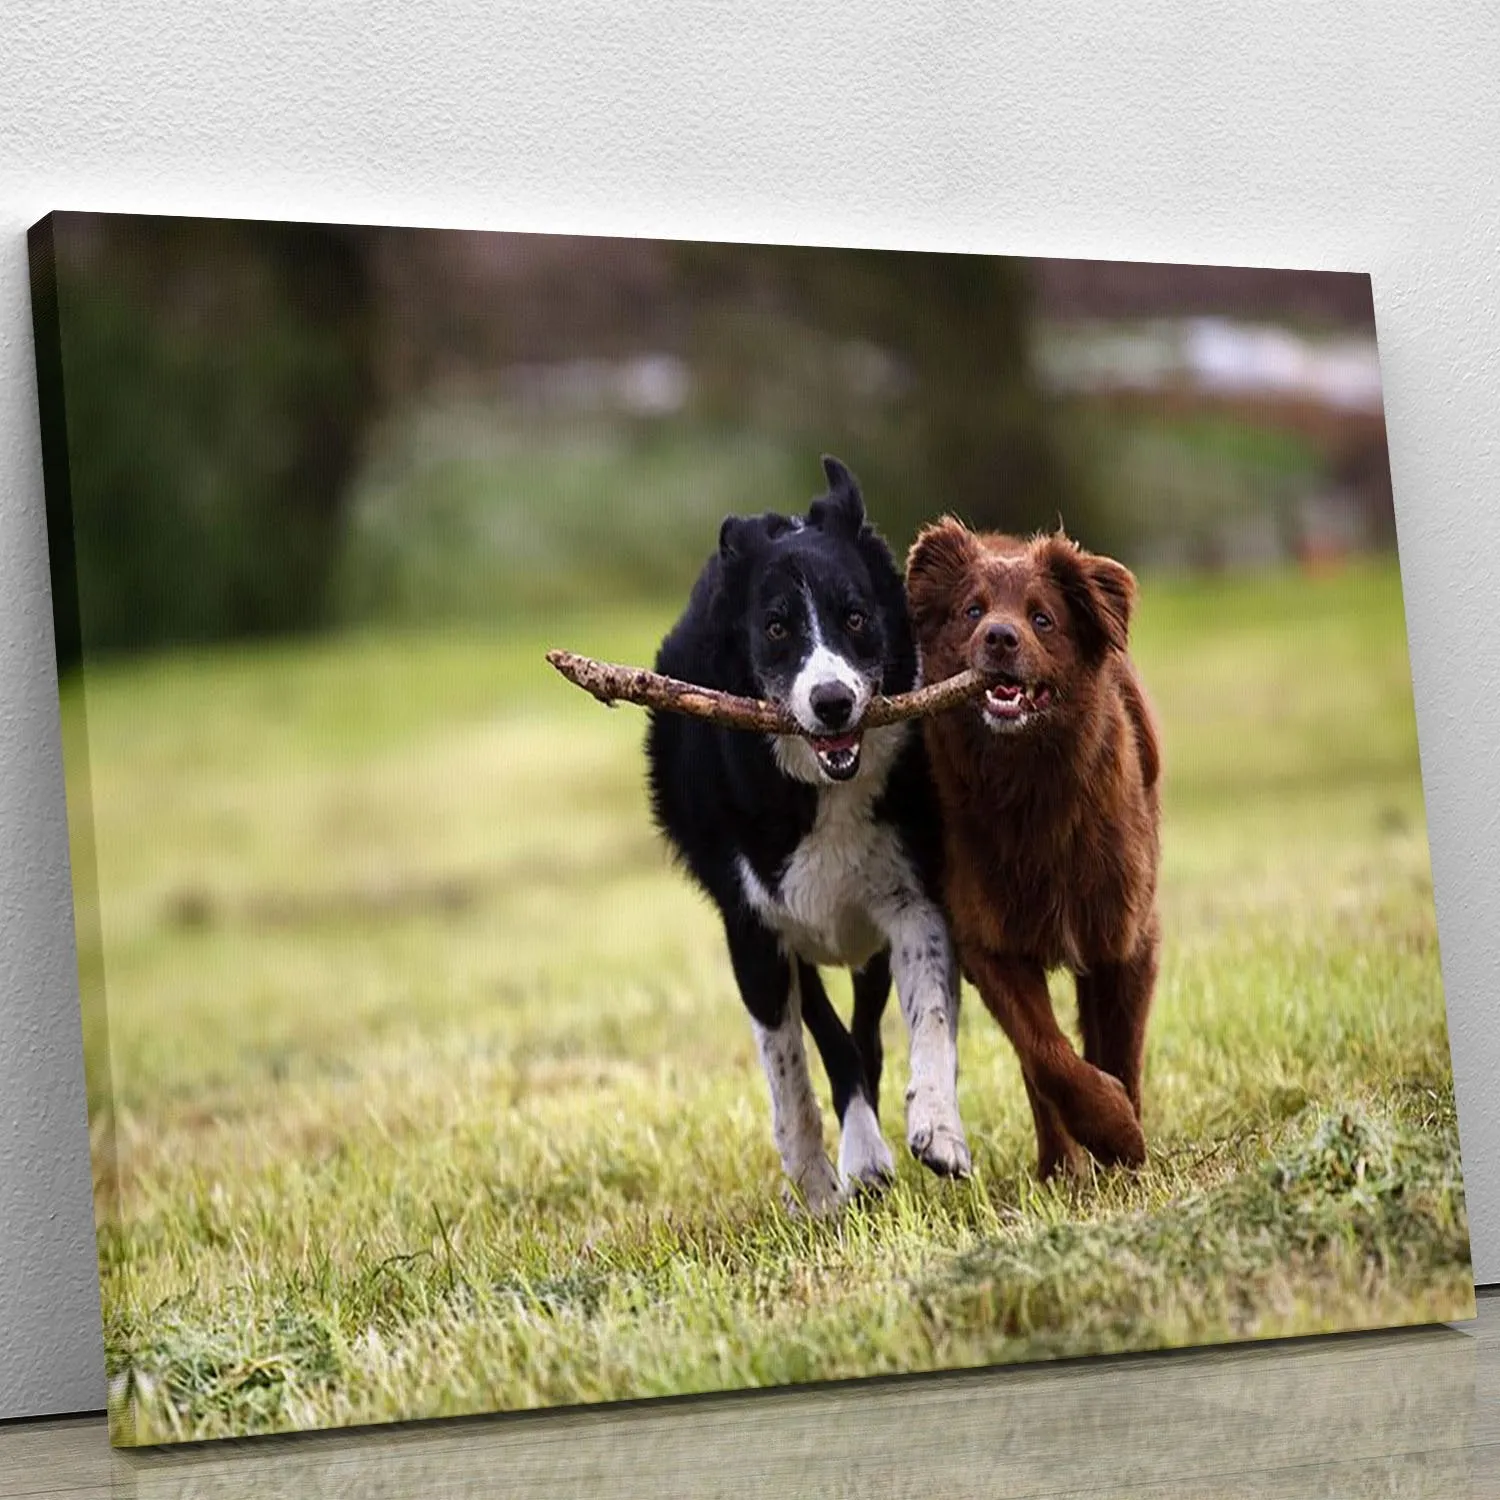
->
[2, 0, 1497, 1420]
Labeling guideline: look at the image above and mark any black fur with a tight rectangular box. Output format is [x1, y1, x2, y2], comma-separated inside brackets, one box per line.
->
[645, 456, 948, 1181]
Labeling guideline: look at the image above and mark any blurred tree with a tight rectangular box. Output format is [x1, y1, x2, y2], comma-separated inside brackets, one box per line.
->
[37, 213, 381, 666]
[676, 242, 1084, 547]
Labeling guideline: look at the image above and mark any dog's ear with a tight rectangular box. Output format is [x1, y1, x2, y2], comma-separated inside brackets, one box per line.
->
[718, 514, 768, 563]
[1044, 535, 1136, 657]
[905, 517, 978, 632]
[809, 455, 866, 538]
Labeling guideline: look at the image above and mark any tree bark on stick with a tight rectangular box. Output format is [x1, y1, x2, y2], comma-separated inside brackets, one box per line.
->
[545, 649, 989, 733]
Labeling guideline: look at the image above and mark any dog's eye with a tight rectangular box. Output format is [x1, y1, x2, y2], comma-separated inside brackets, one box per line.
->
[845, 609, 866, 633]
[1032, 610, 1053, 632]
[765, 619, 788, 641]
[964, 602, 984, 620]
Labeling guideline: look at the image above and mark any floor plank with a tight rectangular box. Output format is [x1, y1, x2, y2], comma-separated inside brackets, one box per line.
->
[4, 1292, 1492, 1498]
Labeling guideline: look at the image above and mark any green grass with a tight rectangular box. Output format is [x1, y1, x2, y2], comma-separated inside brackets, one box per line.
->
[66, 559, 1472, 1445]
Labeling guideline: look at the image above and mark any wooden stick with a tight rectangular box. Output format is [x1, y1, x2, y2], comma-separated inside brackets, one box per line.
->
[545, 649, 989, 734]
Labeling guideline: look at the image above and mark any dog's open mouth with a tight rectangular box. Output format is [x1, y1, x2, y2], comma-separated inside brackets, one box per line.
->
[810, 731, 863, 781]
[982, 674, 1053, 730]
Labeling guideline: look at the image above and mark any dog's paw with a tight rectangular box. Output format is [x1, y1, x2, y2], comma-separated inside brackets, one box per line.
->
[1038, 1140, 1092, 1183]
[1099, 1119, 1147, 1170]
[838, 1098, 896, 1196]
[906, 1090, 973, 1179]
[1075, 1071, 1147, 1169]
[782, 1153, 844, 1217]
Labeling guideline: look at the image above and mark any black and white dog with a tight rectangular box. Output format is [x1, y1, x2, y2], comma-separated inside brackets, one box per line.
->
[646, 457, 971, 1213]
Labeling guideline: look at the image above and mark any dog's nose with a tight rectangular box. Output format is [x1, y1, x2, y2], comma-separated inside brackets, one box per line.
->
[809, 683, 855, 731]
[985, 621, 1021, 653]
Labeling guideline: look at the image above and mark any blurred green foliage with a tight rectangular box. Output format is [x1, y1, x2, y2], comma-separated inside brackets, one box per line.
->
[35, 217, 1375, 660]
[39, 219, 1081, 658]
[41, 216, 378, 665]
[333, 417, 806, 622]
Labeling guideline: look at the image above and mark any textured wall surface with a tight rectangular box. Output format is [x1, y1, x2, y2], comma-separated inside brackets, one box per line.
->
[2, 0, 1497, 1421]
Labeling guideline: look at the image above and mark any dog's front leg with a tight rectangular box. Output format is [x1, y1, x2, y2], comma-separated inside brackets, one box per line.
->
[877, 898, 971, 1179]
[798, 960, 896, 1196]
[1076, 917, 1160, 1121]
[966, 947, 1145, 1171]
[725, 915, 842, 1214]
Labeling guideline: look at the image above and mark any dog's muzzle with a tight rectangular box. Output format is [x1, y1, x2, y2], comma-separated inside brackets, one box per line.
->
[808, 730, 862, 780]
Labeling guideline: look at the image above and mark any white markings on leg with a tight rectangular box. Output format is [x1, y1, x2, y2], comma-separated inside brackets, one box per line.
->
[838, 1094, 896, 1192]
[881, 899, 972, 1179]
[752, 968, 841, 1215]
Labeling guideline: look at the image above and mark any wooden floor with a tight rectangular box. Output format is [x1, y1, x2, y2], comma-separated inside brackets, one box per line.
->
[5, 1290, 1496, 1498]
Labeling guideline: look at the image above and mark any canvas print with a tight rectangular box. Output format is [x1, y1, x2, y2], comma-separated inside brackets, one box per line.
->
[29, 212, 1473, 1446]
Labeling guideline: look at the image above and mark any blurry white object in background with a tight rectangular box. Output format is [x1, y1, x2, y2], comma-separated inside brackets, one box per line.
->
[1184, 319, 1384, 411]
[1039, 317, 1384, 414]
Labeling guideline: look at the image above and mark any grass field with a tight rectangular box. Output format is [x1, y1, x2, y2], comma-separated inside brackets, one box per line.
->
[67, 558, 1472, 1445]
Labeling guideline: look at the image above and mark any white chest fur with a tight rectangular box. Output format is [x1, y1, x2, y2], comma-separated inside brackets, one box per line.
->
[738, 723, 913, 967]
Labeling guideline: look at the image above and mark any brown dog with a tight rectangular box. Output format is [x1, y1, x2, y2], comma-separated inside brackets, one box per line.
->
[906, 519, 1161, 1179]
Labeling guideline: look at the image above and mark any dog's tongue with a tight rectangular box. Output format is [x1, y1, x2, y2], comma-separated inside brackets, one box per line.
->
[812, 731, 861, 753]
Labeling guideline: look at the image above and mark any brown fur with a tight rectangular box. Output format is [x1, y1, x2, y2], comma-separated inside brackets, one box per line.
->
[906, 518, 1162, 1178]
